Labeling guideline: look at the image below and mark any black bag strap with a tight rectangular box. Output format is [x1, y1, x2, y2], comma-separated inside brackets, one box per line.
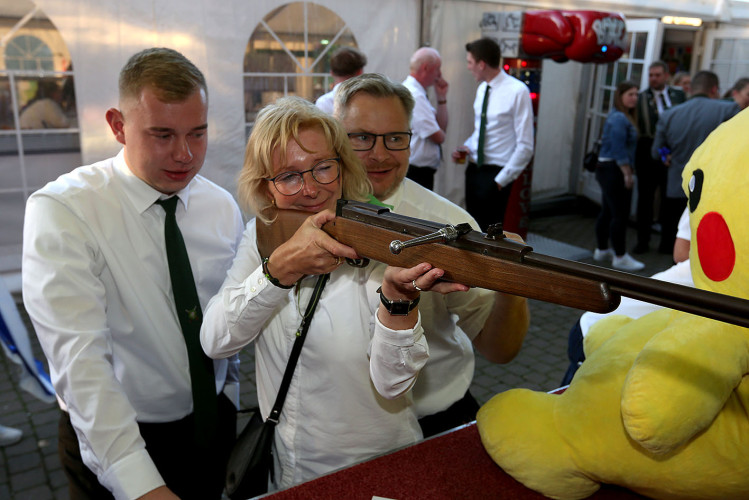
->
[266, 273, 329, 425]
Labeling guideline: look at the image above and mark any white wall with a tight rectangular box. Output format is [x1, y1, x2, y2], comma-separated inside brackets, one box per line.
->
[34, 0, 419, 195]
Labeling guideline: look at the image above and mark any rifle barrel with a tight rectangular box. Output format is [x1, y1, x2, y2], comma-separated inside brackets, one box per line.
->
[525, 253, 749, 328]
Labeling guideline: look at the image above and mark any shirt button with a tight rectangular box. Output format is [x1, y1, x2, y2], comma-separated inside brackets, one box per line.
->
[250, 286, 257, 293]
[258, 277, 265, 285]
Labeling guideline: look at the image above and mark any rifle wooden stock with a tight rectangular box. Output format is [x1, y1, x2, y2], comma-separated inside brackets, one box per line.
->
[256, 200, 749, 328]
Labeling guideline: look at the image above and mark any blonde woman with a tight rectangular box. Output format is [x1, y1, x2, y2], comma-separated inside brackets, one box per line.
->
[201, 97, 465, 488]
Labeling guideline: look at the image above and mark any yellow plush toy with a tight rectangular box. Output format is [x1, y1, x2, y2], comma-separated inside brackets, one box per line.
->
[476, 108, 749, 500]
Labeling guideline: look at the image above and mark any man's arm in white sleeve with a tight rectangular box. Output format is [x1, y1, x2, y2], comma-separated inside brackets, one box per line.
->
[22, 194, 163, 500]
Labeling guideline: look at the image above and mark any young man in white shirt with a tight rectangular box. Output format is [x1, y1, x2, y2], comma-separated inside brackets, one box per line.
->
[452, 38, 534, 232]
[22, 48, 244, 500]
[315, 46, 367, 114]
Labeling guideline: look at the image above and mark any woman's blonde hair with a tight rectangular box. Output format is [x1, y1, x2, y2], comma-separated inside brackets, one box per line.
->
[237, 96, 371, 223]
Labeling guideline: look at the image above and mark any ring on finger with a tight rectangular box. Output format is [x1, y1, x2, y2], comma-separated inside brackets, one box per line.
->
[412, 279, 423, 292]
[334, 256, 342, 266]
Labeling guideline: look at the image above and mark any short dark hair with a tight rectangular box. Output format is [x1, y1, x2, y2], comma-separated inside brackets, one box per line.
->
[330, 47, 367, 77]
[119, 47, 207, 103]
[690, 70, 719, 94]
[465, 38, 501, 69]
[730, 77, 749, 93]
[649, 61, 669, 74]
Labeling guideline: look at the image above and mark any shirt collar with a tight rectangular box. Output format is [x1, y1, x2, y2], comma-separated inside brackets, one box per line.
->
[405, 75, 427, 96]
[379, 180, 404, 209]
[112, 149, 193, 214]
[486, 70, 507, 89]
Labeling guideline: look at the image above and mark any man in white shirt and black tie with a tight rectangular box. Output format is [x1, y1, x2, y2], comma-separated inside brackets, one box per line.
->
[452, 38, 534, 232]
[22, 48, 244, 500]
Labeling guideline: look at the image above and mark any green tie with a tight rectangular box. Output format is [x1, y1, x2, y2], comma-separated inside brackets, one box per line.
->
[477, 84, 491, 167]
[156, 197, 217, 447]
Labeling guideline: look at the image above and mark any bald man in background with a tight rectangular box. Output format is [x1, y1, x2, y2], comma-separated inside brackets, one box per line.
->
[402, 47, 449, 190]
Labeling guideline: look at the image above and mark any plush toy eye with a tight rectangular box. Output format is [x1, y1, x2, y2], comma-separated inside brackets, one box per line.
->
[688, 169, 704, 213]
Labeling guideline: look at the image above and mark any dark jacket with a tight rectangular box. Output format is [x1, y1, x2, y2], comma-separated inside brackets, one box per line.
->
[652, 96, 739, 198]
[637, 86, 687, 139]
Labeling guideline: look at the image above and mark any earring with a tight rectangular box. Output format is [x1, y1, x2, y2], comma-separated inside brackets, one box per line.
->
[270, 198, 276, 207]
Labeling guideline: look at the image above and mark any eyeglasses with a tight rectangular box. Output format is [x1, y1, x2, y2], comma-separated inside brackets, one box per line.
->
[265, 158, 341, 196]
[347, 132, 412, 151]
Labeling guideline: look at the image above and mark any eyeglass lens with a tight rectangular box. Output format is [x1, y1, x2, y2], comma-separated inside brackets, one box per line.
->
[348, 132, 411, 151]
[272, 159, 340, 195]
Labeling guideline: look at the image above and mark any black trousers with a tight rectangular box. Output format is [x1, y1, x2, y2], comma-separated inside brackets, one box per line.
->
[594, 160, 633, 256]
[406, 165, 437, 191]
[418, 389, 480, 438]
[465, 162, 514, 232]
[659, 196, 687, 254]
[634, 138, 667, 249]
[58, 393, 236, 500]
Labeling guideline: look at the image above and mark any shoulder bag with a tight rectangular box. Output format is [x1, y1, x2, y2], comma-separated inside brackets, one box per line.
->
[583, 138, 601, 173]
[225, 273, 330, 499]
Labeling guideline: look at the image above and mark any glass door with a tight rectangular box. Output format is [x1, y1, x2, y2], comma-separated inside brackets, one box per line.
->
[703, 27, 749, 96]
[579, 19, 662, 204]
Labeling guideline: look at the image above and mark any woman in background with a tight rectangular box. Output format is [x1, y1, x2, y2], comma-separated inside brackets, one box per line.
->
[593, 80, 645, 272]
[671, 71, 691, 95]
[724, 77, 749, 110]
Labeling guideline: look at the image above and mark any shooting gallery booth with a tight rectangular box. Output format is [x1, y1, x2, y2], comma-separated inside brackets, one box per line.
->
[3, 0, 749, 287]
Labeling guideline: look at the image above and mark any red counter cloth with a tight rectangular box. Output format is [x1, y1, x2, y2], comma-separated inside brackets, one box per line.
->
[261, 423, 646, 500]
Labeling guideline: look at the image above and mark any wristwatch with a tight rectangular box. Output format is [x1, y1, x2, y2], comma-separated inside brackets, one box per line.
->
[376, 286, 420, 316]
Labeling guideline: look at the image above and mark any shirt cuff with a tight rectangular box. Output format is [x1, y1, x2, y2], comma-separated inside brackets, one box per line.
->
[373, 311, 423, 346]
[100, 448, 164, 500]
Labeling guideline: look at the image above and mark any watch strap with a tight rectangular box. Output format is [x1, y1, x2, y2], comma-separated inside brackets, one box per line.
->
[376, 286, 420, 316]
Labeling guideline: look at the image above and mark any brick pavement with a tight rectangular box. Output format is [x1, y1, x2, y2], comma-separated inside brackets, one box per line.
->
[0, 202, 675, 499]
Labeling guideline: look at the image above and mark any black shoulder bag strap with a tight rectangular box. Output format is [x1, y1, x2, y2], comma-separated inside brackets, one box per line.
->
[266, 273, 330, 425]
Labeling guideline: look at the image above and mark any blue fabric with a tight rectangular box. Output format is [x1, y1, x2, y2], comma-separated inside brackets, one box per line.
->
[598, 110, 637, 167]
[0, 285, 55, 402]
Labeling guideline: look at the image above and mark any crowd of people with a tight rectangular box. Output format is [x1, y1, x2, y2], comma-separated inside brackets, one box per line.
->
[18, 40, 532, 499]
[593, 60, 743, 271]
[13, 36, 746, 500]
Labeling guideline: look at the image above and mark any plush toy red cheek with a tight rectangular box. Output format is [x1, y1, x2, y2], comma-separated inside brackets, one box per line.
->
[697, 211, 735, 282]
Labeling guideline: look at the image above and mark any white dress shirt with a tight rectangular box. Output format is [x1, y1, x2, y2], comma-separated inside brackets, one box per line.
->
[464, 70, 534, 187]
[579, 260, 694, 337]
[315, 82, 341, 114]
[200, 219, 428, 488]
[403, 75, 441, 169]
[382, 179, 495, 417]
[676, 207, 691, 242]
[22, 150, 244, 499]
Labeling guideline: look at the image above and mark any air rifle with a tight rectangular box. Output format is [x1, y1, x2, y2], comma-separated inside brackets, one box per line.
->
[256, 199, 749, 328]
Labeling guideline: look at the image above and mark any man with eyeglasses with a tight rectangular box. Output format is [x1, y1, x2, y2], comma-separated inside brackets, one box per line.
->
[402, 47, 449, 191]
[334, 73, 529, 438]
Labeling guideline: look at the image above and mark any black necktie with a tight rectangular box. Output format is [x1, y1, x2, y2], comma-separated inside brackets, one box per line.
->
[156, 196, 217, 447]
[658, 92, 668, 114]
[477, 84, 491, 167]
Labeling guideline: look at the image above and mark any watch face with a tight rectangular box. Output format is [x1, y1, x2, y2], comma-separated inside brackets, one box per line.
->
[388, 300, 412, 316]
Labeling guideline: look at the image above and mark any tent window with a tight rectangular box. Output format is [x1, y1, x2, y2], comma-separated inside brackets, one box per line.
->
[243, 1, 360, 135]
[4, 34, 54, 71]
[0, 13, 80, 269]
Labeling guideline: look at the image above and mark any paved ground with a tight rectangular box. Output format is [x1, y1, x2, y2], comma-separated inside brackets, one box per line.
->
[0, 199, 675, 499]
